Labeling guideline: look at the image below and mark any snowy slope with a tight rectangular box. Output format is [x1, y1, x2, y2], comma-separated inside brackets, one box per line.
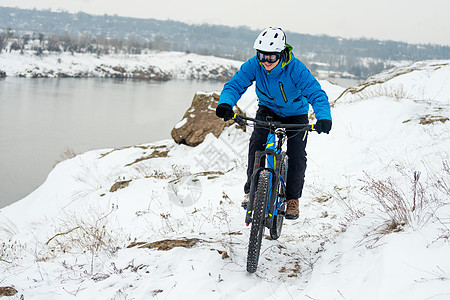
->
[0, 61, 449, 299]
[334, 60, 450, 105]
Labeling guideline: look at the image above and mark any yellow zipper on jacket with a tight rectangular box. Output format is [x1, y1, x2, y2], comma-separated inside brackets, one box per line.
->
[279, 82, 288, 103]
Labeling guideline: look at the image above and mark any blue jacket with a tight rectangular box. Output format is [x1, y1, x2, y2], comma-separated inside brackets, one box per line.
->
[219, 45, 332, 120]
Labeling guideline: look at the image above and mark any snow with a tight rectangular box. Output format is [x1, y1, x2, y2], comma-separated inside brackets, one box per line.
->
[174, 118, 188, 129]
[0, 50, 242, 79]
[0, 59, 450, 299]
[334, 60, 450, 105]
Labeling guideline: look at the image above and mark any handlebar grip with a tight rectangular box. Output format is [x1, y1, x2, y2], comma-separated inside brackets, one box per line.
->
[233, 114, 247, 126]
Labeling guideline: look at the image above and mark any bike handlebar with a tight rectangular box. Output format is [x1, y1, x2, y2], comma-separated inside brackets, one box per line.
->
[233, 113, 315, 131]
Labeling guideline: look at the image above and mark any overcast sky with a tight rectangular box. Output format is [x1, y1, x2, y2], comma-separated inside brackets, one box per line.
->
[1, 0, 449, 46]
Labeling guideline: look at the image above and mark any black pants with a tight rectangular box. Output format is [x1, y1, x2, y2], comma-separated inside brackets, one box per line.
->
[244, 106, 308, 200]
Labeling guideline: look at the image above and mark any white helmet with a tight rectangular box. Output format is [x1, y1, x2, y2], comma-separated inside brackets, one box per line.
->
[253, 27, 286, 52]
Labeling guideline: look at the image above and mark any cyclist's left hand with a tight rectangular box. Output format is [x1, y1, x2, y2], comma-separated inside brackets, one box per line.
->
[315, 119, 332, 134]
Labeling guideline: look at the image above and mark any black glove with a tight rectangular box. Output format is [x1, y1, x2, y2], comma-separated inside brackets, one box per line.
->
[216, 103, 234, 121]
[315, 119, 332, 134]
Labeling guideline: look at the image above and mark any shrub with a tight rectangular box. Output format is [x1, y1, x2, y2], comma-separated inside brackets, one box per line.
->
[45, 205, 122, 274]
[361, 161, 449, 231]
[0, 239, 24, 264]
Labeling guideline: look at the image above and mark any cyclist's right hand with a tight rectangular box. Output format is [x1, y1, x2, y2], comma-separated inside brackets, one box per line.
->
[216, 103, 234, 121]
[315, 119, 332, 134]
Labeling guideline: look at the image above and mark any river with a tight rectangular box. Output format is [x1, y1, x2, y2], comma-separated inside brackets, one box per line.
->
[0, 78, 225, 208]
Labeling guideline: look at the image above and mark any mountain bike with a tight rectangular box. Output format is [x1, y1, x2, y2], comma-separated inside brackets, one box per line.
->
[233, 114, 315, 273]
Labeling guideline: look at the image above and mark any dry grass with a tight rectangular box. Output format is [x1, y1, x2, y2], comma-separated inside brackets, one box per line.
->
[127, 238, 203, 250]
[124, 147, 170, 167]
[0, 239, 24, 264]
[356, 84, 413, 101]
[45, 205, 123, 274]
[361, 161, 450, 232]
[54, 148, 78, 166]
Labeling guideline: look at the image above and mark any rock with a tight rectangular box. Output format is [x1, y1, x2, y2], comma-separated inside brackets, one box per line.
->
[0, 286, 18, 297]
[217, 250, 230, 259]
[171, 92, 244, 147]
[109, 180, 131, 192]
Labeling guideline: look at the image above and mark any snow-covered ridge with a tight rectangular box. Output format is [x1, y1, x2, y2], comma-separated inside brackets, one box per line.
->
[0, 50, 242, 80]
[334, 59, 450, 104]
[0, 60, 449, 299]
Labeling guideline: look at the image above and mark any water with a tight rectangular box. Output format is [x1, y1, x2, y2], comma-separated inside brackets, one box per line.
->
[0, 78, 225, 208]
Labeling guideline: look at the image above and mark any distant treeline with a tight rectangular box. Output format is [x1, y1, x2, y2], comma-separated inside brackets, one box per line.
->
[0, 27, 170, 55]
[1, 6, 450, 79]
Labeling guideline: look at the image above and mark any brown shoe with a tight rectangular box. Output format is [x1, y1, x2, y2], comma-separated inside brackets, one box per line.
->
[285, 199, 299, 220]
[241, 193, 249, 209]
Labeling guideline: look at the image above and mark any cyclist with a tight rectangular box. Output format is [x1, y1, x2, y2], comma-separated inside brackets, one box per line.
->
[216, 27, 332, 220]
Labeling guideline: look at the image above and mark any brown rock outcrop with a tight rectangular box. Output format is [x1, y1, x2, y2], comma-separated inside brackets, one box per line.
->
[171, 92, 244, 146]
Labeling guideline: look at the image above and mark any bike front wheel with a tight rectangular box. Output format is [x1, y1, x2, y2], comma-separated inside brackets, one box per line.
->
[246, 170, 270, 273]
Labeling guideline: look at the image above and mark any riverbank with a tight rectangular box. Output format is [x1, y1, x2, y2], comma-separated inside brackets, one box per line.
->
[0, 50, 242, 80]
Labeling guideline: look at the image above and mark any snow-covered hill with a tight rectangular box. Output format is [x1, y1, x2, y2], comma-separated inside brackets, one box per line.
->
[0, 61, 449, 299]
[0, 51, 242, 80]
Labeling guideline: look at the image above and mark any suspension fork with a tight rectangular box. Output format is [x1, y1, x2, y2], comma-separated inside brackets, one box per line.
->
[245, 149, 285, 226]
[265, 134, 277, 228]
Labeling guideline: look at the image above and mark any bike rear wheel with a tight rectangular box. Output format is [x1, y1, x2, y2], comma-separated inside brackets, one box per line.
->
[246, 170, 270, 273]
[270, 206, 284, 240]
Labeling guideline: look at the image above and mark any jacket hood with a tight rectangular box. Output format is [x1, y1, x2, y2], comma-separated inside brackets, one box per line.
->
[281, 44, 294, 68]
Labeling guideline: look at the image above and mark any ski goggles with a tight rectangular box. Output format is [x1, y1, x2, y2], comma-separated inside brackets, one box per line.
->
[257, 51, 281, 63]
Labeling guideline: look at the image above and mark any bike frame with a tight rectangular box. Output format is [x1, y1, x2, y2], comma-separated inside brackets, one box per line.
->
[234, 114, 314, 273]
[235, 114, 313, 228]
[245, 128, 286, 227]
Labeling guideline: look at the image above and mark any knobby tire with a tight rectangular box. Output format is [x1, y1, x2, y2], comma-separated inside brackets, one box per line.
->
[247, 170, 271, 273]
[270, 208, 284, 240]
